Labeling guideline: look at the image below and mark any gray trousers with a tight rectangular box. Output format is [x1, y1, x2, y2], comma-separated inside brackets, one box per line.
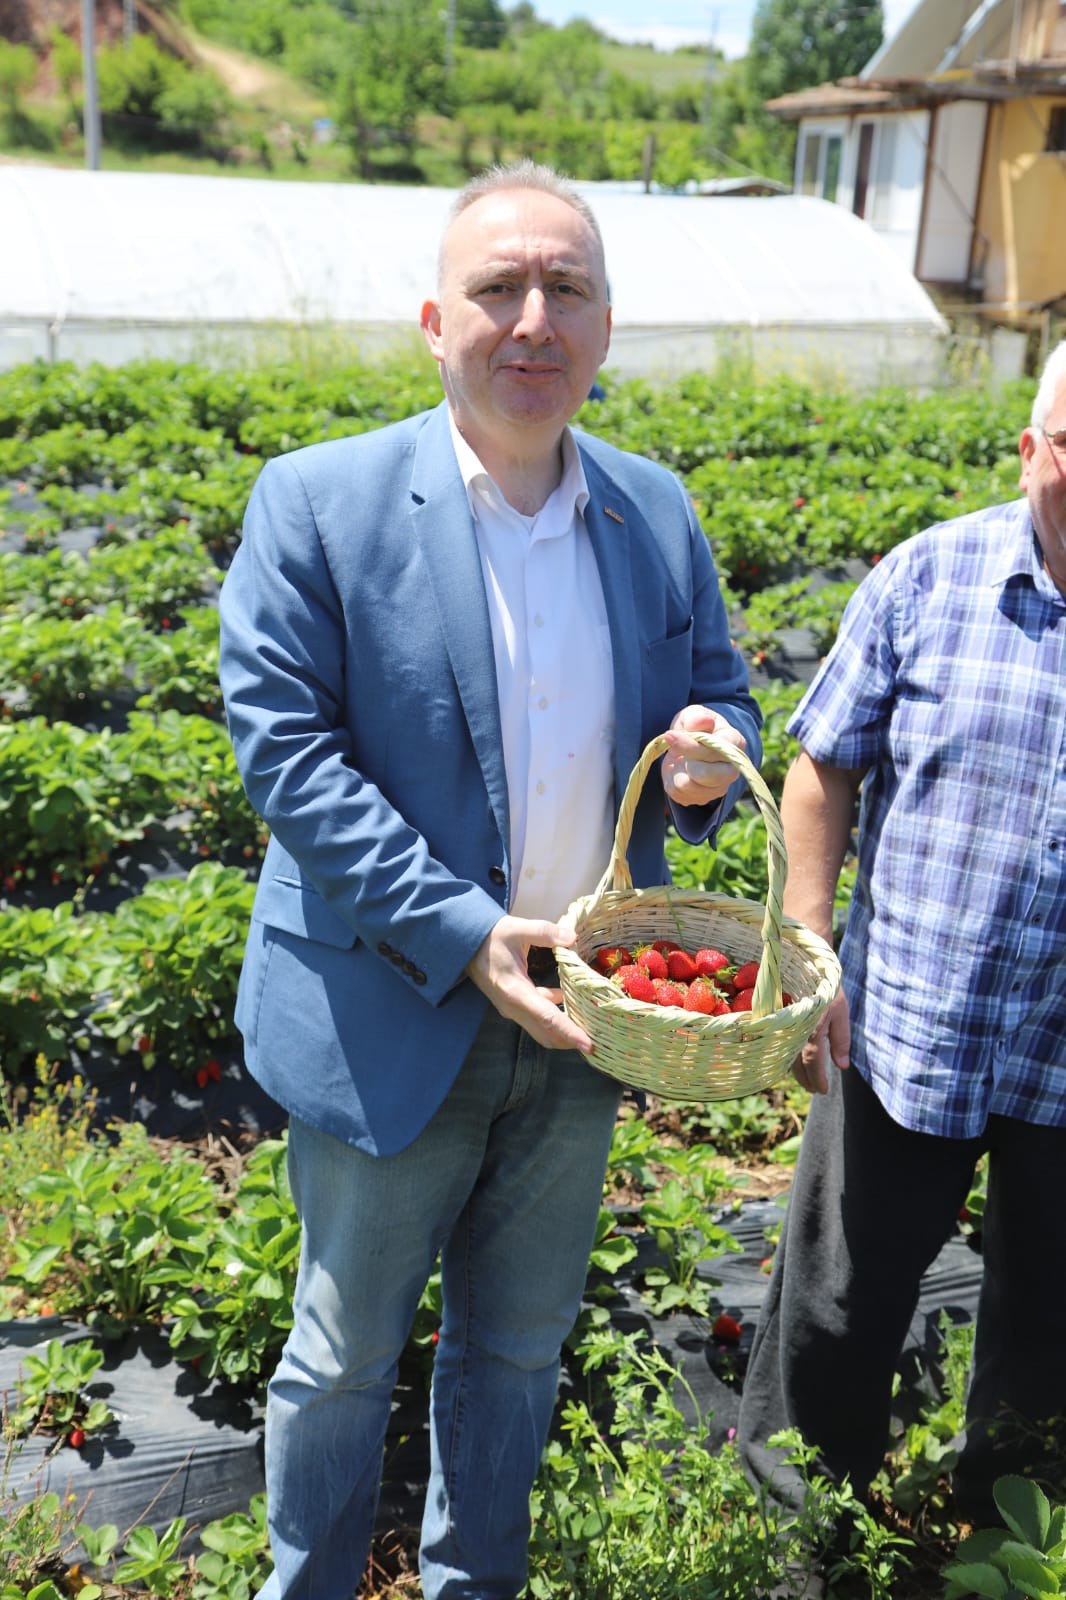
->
[737, 1062, 1066, 1526]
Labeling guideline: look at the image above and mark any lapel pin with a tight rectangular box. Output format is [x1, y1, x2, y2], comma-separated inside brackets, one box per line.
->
[603, 506, 624, 524]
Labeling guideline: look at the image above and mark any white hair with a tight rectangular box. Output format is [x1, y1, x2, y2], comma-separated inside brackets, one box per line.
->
[1031, 339, 1066, 429]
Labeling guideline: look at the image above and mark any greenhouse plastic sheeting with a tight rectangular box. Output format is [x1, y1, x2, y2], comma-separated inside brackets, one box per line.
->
[0, 166, 947, 385]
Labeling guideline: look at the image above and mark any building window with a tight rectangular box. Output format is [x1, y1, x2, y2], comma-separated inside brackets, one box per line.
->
[797, 129, 844, 201]
[1048, 105, 1066, 152]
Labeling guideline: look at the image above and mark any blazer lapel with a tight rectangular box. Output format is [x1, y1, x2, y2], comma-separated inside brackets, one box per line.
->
[408, 405, 510, 854]
[579, 449, 643, 809]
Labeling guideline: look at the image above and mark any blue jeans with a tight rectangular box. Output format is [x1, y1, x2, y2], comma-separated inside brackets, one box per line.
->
[257, 1006, 622, 1600]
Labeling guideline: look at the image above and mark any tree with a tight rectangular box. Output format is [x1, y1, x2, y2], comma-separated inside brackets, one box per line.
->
[0, 39, 37, 117]
[747, 0, 883, 103]
[334, 0, 446, 177]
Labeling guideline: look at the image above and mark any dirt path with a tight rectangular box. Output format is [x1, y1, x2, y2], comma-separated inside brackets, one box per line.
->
[190, 37, 287, 100]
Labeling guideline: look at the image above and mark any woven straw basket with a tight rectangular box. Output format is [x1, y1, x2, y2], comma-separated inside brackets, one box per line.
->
[554, 731, 842, 1102]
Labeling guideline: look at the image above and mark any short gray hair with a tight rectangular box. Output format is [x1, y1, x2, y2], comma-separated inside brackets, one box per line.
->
[438, 160, 607, 294]
[1031, 338, 1066, 429]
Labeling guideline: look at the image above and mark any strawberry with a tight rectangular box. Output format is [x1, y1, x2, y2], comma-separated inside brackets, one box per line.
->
[654, 980, 688, 1008]
[666, 949, 699, 983]
[730, 960, 760, 992]
[683, 979, 727, 1015]
[593, 945, 632, 976]
[694, 947, 730, 976]
[633, 944, 668, 980]
[730, 988, 755, 1012]
[712, 1312, 742, 1344]
[651, 939, 682, 955]
[781, 992, 793, 1007]
[195, 1066, 210, 1089]
[205, 1057, 222, 1082]
[619, 968, 657, 1002]
[68, 1427, 86, 1448]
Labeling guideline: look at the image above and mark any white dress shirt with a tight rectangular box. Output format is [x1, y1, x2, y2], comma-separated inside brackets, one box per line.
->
[450, 419, 616, 921]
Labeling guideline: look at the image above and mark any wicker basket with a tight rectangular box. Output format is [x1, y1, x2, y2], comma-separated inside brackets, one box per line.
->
[554, 731, 841, 1102]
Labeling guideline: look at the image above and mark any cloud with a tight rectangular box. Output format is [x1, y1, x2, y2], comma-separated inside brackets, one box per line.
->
[590, 16, 739, 52]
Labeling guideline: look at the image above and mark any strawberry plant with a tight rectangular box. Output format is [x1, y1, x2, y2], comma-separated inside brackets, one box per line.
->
[89, 861, 254, 1074]
[7, 1338, 114, 1446]
[636, 1146, 741, 1318]
[6, 1121, 217, 1325]
[942, 1475, 1066, 1599]
[167, 1137, 298, 1388]
[190, 1494, 272, 1599]
[110, 1518, 188, 1597]
[0, 906, 99, 1074]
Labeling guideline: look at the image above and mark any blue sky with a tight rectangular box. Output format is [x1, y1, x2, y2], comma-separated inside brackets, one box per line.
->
[532, 0, 917, 59]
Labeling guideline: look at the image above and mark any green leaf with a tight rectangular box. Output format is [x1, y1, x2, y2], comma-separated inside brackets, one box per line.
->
[996, 1477, 1052, 1551]
[941, 1560, 1012, 1598]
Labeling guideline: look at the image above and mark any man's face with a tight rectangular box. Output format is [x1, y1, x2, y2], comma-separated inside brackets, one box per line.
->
[421, 187, 611, 456]
[1019, 372, 1066, 592]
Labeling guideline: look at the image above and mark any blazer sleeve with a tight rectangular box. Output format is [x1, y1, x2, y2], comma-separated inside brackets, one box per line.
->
[218, 454, 503, 1006]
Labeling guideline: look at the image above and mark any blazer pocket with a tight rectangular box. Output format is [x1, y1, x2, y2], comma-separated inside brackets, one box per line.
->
[642, 618, 693, 732]
[253, 874, 359, 949]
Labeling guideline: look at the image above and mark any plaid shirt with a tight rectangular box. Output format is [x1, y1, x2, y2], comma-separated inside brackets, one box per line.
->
[789, 497, 1066, 1137]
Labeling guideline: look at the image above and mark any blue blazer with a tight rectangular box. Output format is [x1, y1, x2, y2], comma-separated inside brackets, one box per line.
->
[219, 402, 761, 1154]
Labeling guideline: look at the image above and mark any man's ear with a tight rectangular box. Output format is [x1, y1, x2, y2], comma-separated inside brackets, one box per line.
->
[421, 299, 444, 360]
[1019, 426, 1037, 491]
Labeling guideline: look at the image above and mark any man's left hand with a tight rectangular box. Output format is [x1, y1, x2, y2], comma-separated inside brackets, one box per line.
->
[660, 706, 746, 806]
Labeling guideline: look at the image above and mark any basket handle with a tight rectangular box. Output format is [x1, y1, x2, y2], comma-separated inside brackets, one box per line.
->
[591, 731, 788, 1019]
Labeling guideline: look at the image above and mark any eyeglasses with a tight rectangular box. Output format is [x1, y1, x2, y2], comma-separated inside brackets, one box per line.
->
[1041, 426, 1066, 454]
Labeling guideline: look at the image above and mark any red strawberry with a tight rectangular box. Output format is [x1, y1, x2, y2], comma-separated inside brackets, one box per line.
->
[666, 949, 699, 983]
[633, 944, 668, 980]
[694, 948, 730, 976]
[651, 939, 681, 955]
[730, 961, 760, 992]
[205, 1057, 222, 1082]
[712, 1312, 742, 1344]
[593, 945, 632, 976]
[730, 988, 755, 1012]
[683, 979, 726, 1014]
[137, 1035, 153, 1054]
[654, 980, 688, 1008]
[619, 968, 657, 1002]
[195, 1066, 210, 1088]
[69, 1427, 86, 1448]
[781, 992, 793, 1007]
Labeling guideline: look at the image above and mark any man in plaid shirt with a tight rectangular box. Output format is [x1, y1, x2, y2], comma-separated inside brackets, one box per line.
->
[739, 340, 1066, 1535]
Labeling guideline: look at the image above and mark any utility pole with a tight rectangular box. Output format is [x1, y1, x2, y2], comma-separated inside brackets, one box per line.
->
[444, 0, 456, 76]
[124, 0, 136, 46]
[702, 9, 719, 162]
[81, 0, 102, 170]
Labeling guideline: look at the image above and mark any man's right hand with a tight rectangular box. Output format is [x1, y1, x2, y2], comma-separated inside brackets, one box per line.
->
[792, 989, 851, 1095]
[465, 915, 594, 1054]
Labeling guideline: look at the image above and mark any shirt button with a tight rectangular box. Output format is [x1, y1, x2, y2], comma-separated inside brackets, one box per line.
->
[536, 780, 546, 795]
[534, 614, 545, 628]
[1032, 913, 1043, 925]
[538, 696, 549, 710]
[1051, 841, 1060, 852]
[489, 866, 506, 885]
[525, 867, 535, 879]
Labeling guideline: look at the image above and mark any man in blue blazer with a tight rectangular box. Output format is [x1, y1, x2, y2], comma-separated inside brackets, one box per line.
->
[219, 161, 761, 1600]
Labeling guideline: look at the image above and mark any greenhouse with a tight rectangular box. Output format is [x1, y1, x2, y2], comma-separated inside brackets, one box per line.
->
[0, 163, 948, 386]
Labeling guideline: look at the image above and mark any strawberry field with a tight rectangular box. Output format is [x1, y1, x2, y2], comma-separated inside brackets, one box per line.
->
[0, 355, 1056, 1600]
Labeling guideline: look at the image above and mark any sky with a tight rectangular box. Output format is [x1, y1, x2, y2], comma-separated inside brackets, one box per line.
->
[531, 0, 918, 59]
